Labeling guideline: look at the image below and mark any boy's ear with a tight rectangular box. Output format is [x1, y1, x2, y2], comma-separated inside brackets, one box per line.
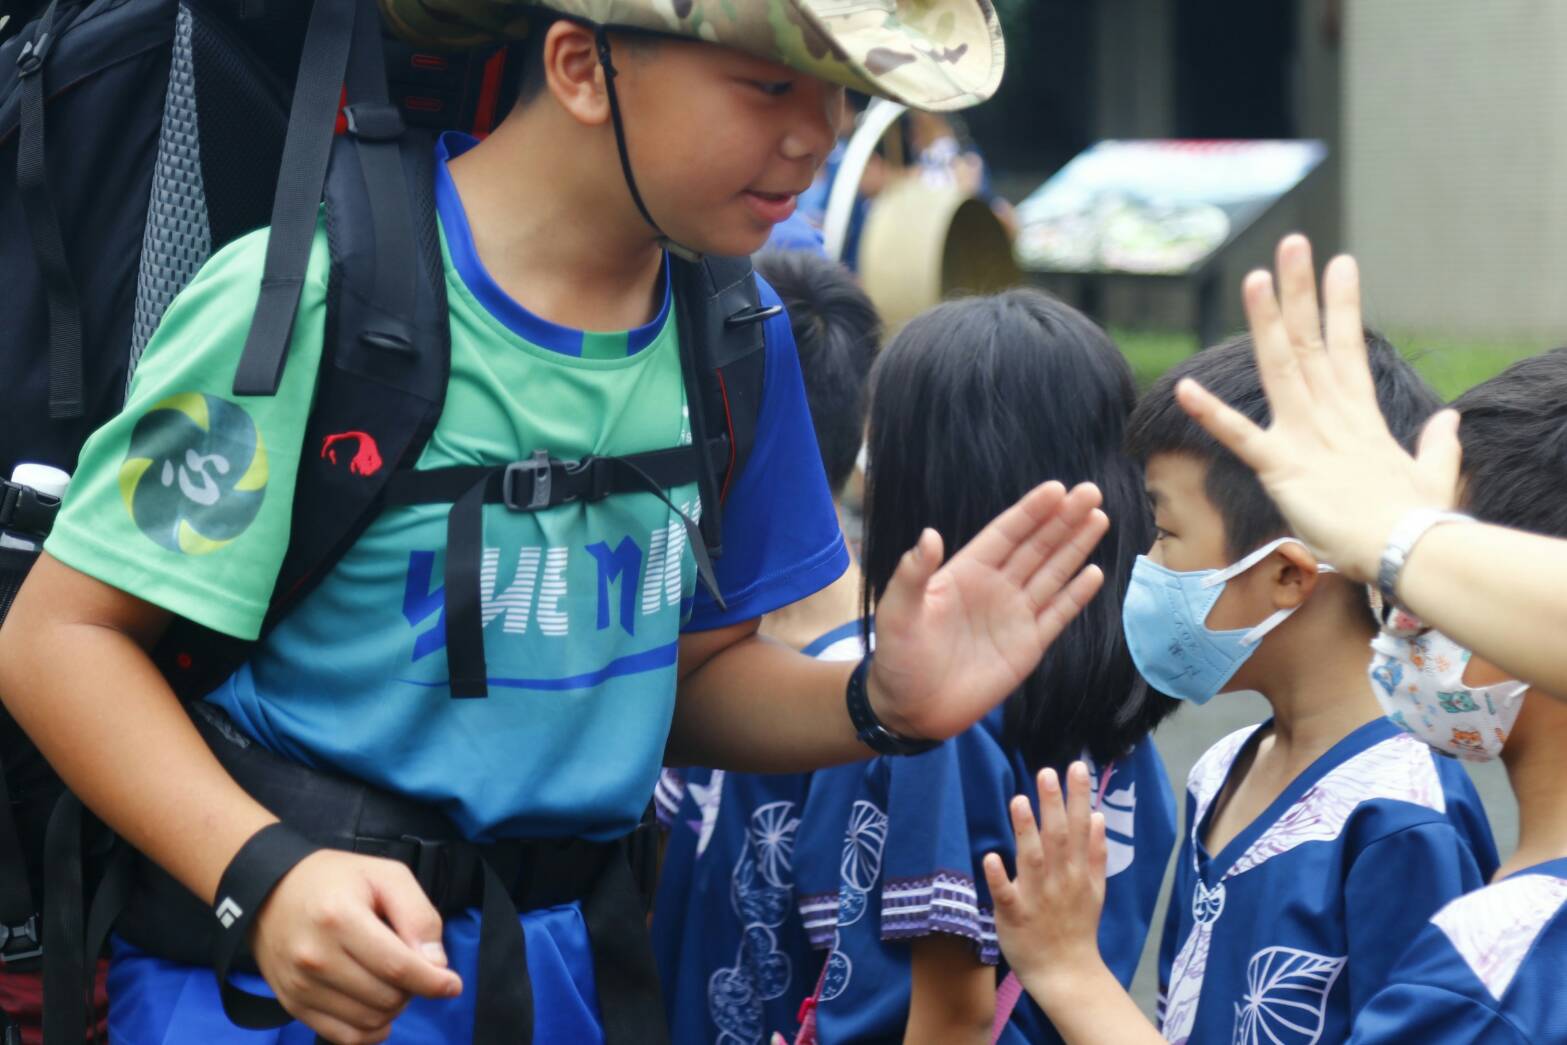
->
[1269, 541, 1321, 611]
[542, 20, 611, 127]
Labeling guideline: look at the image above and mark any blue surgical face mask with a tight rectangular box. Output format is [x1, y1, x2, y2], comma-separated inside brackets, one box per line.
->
[1121, 536, 1335, 705]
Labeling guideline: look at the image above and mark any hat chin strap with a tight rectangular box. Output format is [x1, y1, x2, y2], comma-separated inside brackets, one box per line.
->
[594, 27, 703, 263]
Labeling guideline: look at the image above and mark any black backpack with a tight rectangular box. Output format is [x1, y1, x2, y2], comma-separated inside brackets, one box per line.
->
[0, 0, 772, 1033]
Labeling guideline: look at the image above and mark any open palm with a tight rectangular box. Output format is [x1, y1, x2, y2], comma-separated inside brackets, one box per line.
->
[868, 481, 1109, 742]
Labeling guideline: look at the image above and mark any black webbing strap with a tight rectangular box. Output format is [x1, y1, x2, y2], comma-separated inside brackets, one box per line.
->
[211, 823, 322, 1030]
[232, 0, 357, 396]
[0, 764, 38, 966]
[385, 444, 726, 699]
[584, 839, 668, 1045]
[592, 26, 699, 264]
[15, 0, 84, 420]
[671, 259, 728, 560]
[472, 858, 532, 1044]
[340, 0, 417, 354]
[78, 844, 133, 1045]
[40, 794, 86, 1045]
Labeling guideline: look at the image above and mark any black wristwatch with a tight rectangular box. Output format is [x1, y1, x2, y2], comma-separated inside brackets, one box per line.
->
[846, 654, 941, 757]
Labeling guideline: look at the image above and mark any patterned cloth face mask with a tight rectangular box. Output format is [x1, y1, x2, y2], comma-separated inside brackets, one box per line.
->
[1368, 622, 1529, 762]
[1122, 536, 1335, 705]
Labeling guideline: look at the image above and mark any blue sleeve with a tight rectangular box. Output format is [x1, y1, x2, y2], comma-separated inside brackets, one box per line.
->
[1344, 822, 1489, 1017]
[684, 277, 850, 631]
[1349, 984, 1527, 1044]
[878, 723, 1018, 964]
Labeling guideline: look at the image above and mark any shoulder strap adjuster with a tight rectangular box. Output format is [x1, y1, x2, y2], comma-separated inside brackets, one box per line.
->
[502, 451, 553, 511]
[342, 103, 405, 143]
[15, 33, 50, 78]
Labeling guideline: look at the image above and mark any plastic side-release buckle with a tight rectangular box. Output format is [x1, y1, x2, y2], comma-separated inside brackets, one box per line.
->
[502, 450, 553, 511]
[0, 914, 42, 965]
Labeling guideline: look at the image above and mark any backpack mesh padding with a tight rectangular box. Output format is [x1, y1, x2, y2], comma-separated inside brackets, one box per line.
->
[127, 3, 211, 386]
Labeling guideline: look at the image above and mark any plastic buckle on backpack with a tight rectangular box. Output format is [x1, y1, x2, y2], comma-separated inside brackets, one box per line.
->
[343, 104, 405, 143]
[724, 303, 783, 328]
[0, 915, 42, 965]
[502, 451, 554, 512]
[400, 836, 452, 903]
[564, 456, 611, 503]
[15, 32, 50, 77]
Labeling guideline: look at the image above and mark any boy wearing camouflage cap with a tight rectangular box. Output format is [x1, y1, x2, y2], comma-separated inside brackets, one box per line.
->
[0, 3, 1105, 1041]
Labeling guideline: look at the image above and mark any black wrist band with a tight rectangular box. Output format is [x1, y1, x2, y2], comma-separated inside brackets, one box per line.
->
[846, 654, 940, 757]
[211, 822, 320, 1029]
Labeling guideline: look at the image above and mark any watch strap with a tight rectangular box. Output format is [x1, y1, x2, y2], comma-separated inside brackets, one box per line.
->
[846, 655, 940, 757]
[1376, 508, 1474, 609]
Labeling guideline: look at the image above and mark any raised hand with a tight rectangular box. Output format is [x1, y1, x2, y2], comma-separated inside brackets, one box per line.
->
[983, 764, 1107, 995]
[866, 481, 1108, 742]
[1173, 234, 1462, 582]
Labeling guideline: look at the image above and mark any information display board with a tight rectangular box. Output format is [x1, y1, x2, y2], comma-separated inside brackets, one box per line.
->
[1016, 140, 1328, 275]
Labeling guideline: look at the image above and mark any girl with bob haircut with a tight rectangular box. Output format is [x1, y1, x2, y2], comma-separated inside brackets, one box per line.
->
[792, 288, 1179, 1044]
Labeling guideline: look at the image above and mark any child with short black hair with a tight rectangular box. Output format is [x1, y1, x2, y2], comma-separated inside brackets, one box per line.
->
[981, 330, 1498, 1045]
[1348, 346, 1567, 1043]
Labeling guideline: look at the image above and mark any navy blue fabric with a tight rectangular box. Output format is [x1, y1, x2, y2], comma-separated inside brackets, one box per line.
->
[1156, 717, 1499, 1045]
[651, 623, 864, 1045]
[106, 904, 603, 1041]
[793, 710, 1176, 1045]
[1350, 860, 1567, 1044]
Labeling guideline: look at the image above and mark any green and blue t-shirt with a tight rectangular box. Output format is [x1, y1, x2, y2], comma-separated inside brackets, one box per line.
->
[47, 132, 848, 843]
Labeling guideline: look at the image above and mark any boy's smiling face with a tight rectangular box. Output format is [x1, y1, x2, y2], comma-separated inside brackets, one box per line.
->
[600, 35, 845, 255]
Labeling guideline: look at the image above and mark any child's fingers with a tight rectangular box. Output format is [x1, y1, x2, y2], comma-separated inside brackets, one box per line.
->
[1087, 811, 1107, 885]
[1035, 767, 1068, 866]
[1009, 793, 1046, 882]
[982, 852, 1018, 911]
[1064, 761, 1093, 862]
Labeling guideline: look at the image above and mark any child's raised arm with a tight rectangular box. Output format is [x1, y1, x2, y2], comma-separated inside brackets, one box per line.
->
[982, 763, 1164, 1045]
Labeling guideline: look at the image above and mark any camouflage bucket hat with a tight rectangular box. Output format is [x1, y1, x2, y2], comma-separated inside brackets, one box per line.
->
[379, 0, 1006, 112]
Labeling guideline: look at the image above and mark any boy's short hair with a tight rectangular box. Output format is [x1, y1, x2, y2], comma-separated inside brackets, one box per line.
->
[1126, 331, 1442, 558]
[754, 250, 881, 495]
[1453, 347, 1567, 539]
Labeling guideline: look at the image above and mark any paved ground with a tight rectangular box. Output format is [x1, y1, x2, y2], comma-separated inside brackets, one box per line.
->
[1126, 692, 1518, 1016]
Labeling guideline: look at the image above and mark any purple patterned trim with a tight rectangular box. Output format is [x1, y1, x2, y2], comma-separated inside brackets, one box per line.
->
[798, 890, 840, 950]
[880, 870, 1000, 964]
[653, 769, 685, 831]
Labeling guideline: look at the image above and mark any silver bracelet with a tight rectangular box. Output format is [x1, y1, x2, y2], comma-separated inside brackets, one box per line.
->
[1376, 508, 1474, 609]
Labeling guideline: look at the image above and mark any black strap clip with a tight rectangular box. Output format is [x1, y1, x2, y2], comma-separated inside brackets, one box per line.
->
[725, 304, 783, 328]
[0, 480, 60, 539]
[0, 914, 42, 965]
[15, 32, 50, 78]
[342, 103, 405, 143]
[502, 450, 554, 512]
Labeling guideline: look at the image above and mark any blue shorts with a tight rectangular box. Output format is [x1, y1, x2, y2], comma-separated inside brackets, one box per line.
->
[107, 903, 604, 1043]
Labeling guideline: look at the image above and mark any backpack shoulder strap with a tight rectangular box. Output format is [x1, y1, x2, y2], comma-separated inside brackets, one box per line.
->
[669, 253, 775, 559]
[154, 128, 448, 698]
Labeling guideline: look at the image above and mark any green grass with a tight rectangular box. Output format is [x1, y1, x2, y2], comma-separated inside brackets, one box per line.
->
[1112, 329, 1555, 400]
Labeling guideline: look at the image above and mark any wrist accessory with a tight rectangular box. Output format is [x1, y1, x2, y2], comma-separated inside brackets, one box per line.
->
[1376, 509, 1474, 609]
[846, 654, 940, 757]
[212, 823, 320, 1029]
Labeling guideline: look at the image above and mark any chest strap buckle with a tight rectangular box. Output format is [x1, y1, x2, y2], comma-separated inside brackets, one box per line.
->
[502, 450, 553, 511]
